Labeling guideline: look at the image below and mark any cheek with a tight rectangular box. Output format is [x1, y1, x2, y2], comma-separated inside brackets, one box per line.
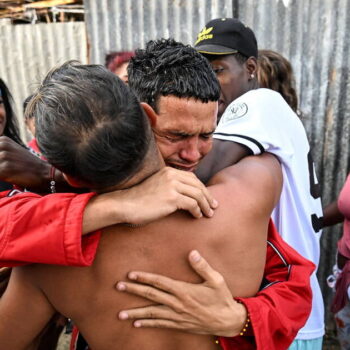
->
[156, 138, 179, 159]
[218, 76, 233, 97]
[199, 139, 213, 156]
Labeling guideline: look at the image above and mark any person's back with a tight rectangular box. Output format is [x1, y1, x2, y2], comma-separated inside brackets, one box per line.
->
[6, 154, 281, 350]
[23, 155, 280, 349]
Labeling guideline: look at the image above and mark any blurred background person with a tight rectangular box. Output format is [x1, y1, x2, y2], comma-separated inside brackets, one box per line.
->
[257, 49, 300, 115]
[0, 78, 26, 191]
[105, 51, 134, 83]
[23, 94, 41, 156]
[324, 179, 350, 350]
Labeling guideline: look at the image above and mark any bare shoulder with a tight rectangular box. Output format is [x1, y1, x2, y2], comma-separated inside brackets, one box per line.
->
[207, 153, 282, 215]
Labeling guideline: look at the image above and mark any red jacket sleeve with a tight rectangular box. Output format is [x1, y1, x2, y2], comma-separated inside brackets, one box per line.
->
[0, 190, 101, 267]
[219, 221, 315, 350]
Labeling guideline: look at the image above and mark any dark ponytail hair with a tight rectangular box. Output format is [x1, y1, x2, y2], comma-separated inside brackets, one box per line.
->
[0, 78, 25, 146]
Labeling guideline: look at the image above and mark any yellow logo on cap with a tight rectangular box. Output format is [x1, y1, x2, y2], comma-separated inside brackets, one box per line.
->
[195, 26, 213, 45]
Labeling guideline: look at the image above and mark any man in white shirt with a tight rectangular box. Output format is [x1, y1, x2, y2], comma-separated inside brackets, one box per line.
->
[194, 18, 324, 350]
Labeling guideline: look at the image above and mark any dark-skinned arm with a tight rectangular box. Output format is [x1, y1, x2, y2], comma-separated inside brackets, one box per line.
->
[323, 200, 344, 227]
[195, 139, 252, 183]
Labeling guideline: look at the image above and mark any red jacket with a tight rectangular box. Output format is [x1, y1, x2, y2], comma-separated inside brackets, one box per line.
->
[0, 191, 314, 349]
[0, 190, 101, 267]
[219, 221, 315, 350]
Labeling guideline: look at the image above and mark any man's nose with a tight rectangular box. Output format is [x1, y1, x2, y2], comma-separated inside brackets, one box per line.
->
[179, 138, 201, 163]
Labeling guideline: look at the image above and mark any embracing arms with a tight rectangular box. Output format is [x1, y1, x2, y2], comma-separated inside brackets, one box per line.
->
[0, 136, 217, 266]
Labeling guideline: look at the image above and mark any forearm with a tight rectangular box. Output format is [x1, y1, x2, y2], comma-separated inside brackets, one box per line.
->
[323, 200, 344, 227]
[26, 162, 79, 194]
[195, 140, 251, 183]
[82, 190, 129, 234]
[0, 191, 99, 266]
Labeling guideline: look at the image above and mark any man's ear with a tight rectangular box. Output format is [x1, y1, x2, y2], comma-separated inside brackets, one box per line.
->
[141, 102, 158, 127]
[245, 57, 258, 77]
[62, 173, 88, 188]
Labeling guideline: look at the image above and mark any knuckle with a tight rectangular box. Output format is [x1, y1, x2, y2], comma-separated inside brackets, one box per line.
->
[168, 192, 178, 203]
[213, 273, 225, 286]
[153, 276, 163, 288]
[144, 287, 156, 300]
[165, 167, 176, 178]
[173, 303, 185, 314]
[148, 310, 156, 318]
[190, 201, 198, 210]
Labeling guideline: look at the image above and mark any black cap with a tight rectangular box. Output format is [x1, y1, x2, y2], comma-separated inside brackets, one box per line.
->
[194, 18, 258, 58]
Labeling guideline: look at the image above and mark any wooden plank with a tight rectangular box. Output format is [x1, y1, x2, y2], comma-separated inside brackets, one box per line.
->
[0, 0, 77, 16]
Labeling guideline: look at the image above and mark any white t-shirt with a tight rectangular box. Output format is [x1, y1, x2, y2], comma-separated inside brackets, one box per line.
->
[215, 88, 324, 340]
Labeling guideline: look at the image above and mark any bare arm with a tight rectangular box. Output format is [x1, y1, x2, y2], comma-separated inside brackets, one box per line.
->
[195, 139, 252, 183]
[323, 200, 344, 227]
[0, 136, 73, 193]
[0, 168, 217, 266]
[83, 167, 218, 233]
[0, 267, 55, 350]
[0, 136, 218, 233]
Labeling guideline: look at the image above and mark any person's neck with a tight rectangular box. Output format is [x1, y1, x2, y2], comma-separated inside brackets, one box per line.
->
[95, 147, 165, 194]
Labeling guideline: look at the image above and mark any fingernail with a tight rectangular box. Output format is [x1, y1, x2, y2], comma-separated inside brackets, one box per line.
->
[119, 311, 129, 320]
[134, 321, 142, 328]
[128, 272, 137, 280]
[116, 282, 126, 291]
[208, 209, 214, 217]
[212, 199, 218, 208]
[190, 250, 201, 262]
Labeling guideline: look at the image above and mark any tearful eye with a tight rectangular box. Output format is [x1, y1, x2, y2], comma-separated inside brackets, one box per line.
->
[212, 68, 224, 74]
[165, 135, 184, 143]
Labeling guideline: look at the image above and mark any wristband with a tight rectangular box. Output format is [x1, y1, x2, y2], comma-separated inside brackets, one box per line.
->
[50, 165, 56, 193]
[236, 300, 250, 336]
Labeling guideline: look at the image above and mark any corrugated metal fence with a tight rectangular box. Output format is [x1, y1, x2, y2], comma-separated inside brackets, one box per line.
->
[84, 0, 233, 64]
[0, 21, 87, 139]
[0, 0, 348, 336]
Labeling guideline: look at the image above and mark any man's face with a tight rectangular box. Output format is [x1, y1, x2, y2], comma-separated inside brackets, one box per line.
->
[209, 55, 250, 119]
[153, 96, 217, 172]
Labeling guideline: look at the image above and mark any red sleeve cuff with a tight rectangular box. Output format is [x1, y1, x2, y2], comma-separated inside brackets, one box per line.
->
[63, 192, 102, 266]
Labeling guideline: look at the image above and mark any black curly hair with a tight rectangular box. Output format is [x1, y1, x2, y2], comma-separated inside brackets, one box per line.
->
[128, 38, 220, 112]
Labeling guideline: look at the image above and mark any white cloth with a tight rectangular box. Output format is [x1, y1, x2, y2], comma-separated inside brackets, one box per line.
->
[214, 88, 324, 339]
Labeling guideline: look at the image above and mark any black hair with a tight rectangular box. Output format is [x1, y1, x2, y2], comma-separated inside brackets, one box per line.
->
[29, 61, 152, 189]
[232, 52, 249, 65]
[0, 78, 25, 146]
[128, 38, 220, 111]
